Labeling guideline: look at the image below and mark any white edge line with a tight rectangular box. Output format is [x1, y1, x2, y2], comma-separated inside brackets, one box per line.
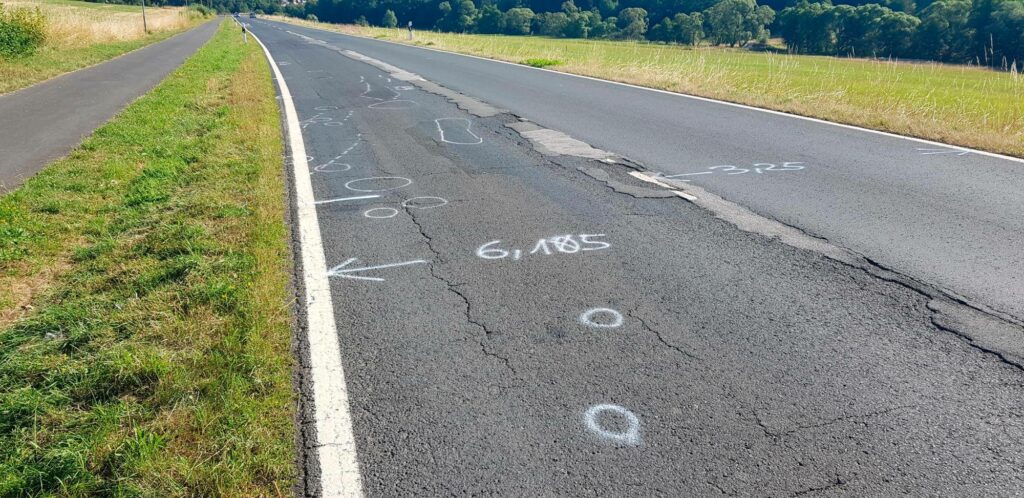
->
[269, 18, 1024, 166]
[243, 20, 365, 498]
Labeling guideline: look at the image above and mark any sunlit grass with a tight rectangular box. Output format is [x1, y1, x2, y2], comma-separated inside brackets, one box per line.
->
[0, 21, 296, 494]
[277, 17, 1024, 158]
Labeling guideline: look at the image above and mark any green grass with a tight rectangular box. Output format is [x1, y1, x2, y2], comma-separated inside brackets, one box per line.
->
[0, 19, 296, 495]
[522, 57, 561, 68]
[281, 18, 1024, 158]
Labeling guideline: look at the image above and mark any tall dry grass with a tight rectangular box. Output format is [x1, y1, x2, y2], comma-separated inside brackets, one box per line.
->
[7, 0, 190, 47]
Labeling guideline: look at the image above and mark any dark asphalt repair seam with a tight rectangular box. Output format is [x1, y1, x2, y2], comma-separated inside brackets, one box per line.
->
[253, 21, 1024, 496]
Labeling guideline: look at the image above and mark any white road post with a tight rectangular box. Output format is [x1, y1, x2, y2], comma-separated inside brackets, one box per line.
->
[141, 0, 148, 33]
[407, 20, 413, 40]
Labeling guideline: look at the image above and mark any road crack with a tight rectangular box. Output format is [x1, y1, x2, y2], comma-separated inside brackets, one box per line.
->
[403, 205, 517, 377]
[627, 306, 701, 361]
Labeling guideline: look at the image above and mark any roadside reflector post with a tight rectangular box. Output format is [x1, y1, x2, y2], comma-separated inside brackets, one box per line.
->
[408, 21, 413, 40]
[242, 24, 248, 43]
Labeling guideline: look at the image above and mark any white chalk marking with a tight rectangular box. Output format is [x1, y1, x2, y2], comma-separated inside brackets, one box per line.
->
[435, 118, 483, 145]
[327, 257, 427, 281]
[314, 105, 339, 110]
[363, 207, 399, 218]
[662, 171, 712, 178]
[401, 196, 448, 209]
[314, 195, 380, 205]
[314, 163, 352, 172]
[579, 308, 623, 328]
[344, 176, 412, 192]
[476, 234, 610, 261]
[245, 27, 364, 497]
[584, 404, 641, 445]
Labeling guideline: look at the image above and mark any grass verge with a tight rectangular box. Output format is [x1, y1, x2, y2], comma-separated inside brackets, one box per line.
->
[275, 17, 1024, 159]
[1, 0, 207, 95]
[0, 19, 296, 495]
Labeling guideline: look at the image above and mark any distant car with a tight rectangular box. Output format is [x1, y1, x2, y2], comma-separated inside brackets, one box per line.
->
[249, 12, 256, 18]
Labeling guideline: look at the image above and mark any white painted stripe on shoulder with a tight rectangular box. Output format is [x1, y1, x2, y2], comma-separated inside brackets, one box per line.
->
[270, 18, 1023, 166]
[244, 21, 365, 498]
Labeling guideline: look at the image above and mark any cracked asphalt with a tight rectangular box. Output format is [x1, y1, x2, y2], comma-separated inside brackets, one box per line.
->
[247, 21, 1024, 496]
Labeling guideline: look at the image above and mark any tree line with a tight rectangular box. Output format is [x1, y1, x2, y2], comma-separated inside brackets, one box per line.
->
[289, 0, 1022, 66]
[778, 0, 1023, 65]
[85, 0, 1023, 68]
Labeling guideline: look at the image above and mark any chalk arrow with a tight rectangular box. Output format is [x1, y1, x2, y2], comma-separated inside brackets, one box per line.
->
[326, 258, 428, 282]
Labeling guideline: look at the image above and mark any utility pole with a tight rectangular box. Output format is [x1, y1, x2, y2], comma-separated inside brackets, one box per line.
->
[141, 0, 148, 33]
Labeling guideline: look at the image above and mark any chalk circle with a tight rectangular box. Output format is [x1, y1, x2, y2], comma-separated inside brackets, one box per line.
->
[324, 122, 345, 126]
[345, 177, 412, 192]
[314, 163, 352, 173]
[278, 61, 290, 65]
[309, 116, 332, 123]
[584, 404, 641, 446]
[402, 196, 448, 210]
[580, 308, 624, 328]
[314, 105, 340, 111]
[368, 99, 418, 110]
[364, 207, 398, 219]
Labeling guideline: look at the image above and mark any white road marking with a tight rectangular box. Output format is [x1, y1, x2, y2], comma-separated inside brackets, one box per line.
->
[244, 24, 364, 498]
[327, 257, 428, 281]
[315, 195, 381, 205]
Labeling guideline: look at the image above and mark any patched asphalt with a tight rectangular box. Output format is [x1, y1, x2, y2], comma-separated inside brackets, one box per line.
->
[257, 18, 1024, 326]
[248, 21, 1024, 496]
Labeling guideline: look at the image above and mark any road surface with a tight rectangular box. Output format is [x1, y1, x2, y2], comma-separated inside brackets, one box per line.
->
[245, 20, 1024, 496]
[261, 19, 1024, 325]
[0, 20, 219, 191]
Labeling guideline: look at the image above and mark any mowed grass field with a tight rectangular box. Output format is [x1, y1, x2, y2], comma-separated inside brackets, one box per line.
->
[278, 18, 1024, 158]
[0, 0, 205, 94]
[0, 20, 296, 495]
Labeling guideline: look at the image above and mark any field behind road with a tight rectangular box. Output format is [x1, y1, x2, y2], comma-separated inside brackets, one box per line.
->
[279, 18, 1024, 159]
[0, 21, 295, 495]
[0, 0, 205, 95]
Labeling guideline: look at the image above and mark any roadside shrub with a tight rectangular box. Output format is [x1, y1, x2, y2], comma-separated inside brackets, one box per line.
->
[0, 2, 47, 58]
[188, 4, 214, 18]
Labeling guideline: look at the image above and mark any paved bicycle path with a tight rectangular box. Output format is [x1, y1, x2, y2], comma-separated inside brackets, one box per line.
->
[0, 19, 219, 191]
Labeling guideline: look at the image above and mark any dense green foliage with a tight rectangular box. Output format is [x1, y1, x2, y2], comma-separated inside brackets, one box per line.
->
[83, 0, 1024, 66]
[778, 0, 1024, 65]
[0, 3, 47, 58]
[280, 0, 1022, 66]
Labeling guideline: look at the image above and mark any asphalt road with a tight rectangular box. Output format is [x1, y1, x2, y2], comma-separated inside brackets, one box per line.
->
[246, 21, 1024, 496]
[257, 19, 1024, 325]
[0, 20, 218, 191]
